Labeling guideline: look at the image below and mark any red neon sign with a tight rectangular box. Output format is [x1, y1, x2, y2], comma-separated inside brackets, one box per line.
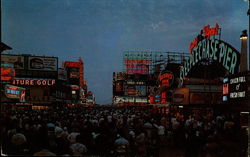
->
[124, 59, 150, 74]
[159, 73, 173, 81]
[159, 72, 174, 87]
[203, 23, 219, 39]
[1, 67, 15, 81]
[189, 23, 219, 53]
[63, 58, 84, 87]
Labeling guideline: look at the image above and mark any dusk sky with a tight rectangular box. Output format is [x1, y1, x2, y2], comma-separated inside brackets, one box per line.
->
[2, 0, 248, 104]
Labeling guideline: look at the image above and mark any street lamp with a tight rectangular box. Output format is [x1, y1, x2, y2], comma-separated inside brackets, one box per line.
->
[0, 42, 12, 114]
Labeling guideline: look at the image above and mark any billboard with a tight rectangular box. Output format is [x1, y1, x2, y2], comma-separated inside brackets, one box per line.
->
[63, 60, 84, 86]
[28, 56, 58, 71]
[1, 54, 24, 69]
[5, 84, 26, 102]
[223, 72, 249, 102]
[124, 59, 150, 74]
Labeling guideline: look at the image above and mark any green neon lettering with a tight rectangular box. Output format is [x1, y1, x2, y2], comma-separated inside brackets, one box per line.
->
[225, 47, 232, 71]
[219, 43, 226, 64]
[230, 51, 237, 74]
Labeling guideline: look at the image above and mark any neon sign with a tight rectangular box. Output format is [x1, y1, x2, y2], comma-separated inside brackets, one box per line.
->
[124, 59, 150, 74]
[203, 23, 219, 39]
[180, 39, 240, 82]
[189, 24, 220, 53]
[5, 84, 26, 102]
[1, 64, 15, 81]
[12, 79, 56, 86]
[159, 72, 174, 87]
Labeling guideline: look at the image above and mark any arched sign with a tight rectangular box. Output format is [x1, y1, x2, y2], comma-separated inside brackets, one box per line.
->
[180, 39, 241, 82]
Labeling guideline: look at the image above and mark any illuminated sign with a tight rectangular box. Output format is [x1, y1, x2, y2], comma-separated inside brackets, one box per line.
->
[63, 59, 84, 86]
[189, 24, 219, 53]
[63, 62, 82, 68]
[124, 59, 151, 74]
[203, 23, 219, 39]
[5, 84, 25, 102]
[1, 64, 15, 81]
[12, 79, 56, 86]
[180, 39, 240, 82]
[159, 72, 174, 87]
[223, 73, 248, 102]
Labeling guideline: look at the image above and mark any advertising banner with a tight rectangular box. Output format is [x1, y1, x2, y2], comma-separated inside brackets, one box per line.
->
[222, 72, 249, 102]
[1, 54, 24, 69]
[5, 84, 26, 102]
[28, 56, 58, 71]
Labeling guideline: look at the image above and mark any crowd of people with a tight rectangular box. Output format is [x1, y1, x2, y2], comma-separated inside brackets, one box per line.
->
[0, 106, 248, 157]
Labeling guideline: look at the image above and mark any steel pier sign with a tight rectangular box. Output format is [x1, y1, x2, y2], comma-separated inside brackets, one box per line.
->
[180, 39, 240, 82]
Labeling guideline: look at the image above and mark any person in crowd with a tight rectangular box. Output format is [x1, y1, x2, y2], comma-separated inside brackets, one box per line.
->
[0, 106, 247, 157]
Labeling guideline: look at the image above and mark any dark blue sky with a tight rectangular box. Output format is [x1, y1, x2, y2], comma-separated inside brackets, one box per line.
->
[2, 0, 248, 104]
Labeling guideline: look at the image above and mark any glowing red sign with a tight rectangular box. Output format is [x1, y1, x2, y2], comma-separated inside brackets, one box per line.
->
[63, 58, 84, 87]
[203, 23, 219, 39]
[189, 23, 220, 53]
[223, 83, 229, 95]
[1, 67, 15, 81]
[63, 62, 82, 68]
[124, 59, 150, 74]
[159, 72, 174, 87]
